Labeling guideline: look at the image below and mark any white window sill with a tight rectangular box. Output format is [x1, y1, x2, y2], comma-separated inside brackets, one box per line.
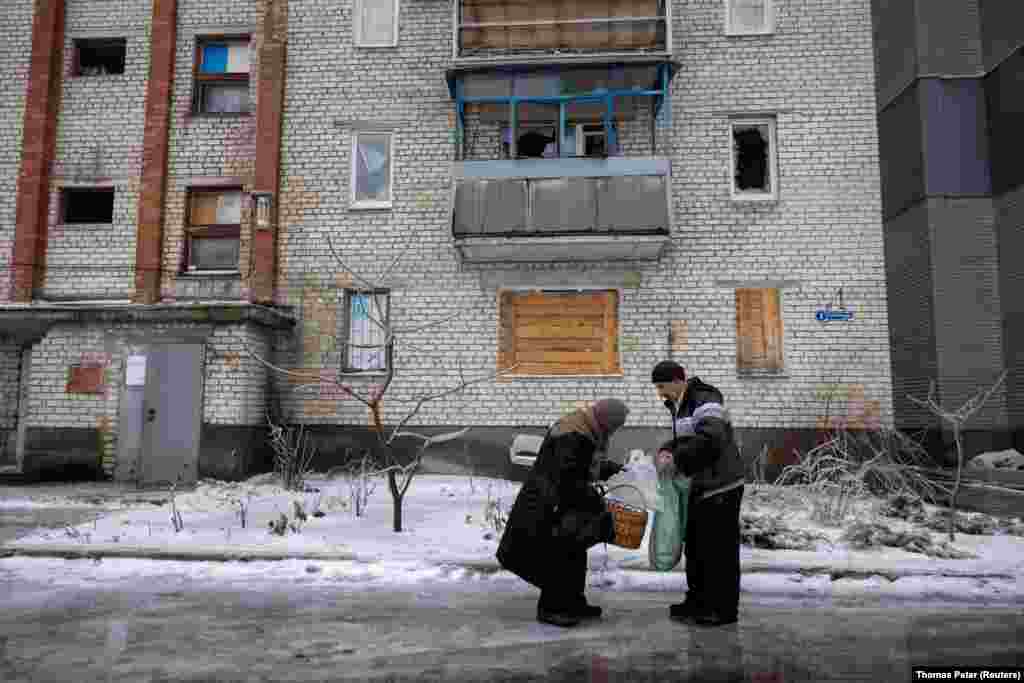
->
[737, 370, 789, 379]
[725, 29, 774, 37]
[349, 201, 393, 211]
[181, 270, 241, 277]
[730, 192, 778, 203]
[354, 42, 398, 48]
[338, 370, 389, 377]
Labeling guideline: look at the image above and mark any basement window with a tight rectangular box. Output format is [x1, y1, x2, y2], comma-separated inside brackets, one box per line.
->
[184, 189, 243, 272]
[62, 188, 115, 224]
[730, 118, 778, 200]
[75, 38, 126, 76]
[193, 37, 251, 114]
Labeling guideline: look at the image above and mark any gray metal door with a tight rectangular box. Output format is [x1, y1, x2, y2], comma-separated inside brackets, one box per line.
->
[139, 344, 203, 487]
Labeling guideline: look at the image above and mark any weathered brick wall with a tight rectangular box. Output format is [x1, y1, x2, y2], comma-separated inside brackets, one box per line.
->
[43, 0, 151, 299]
[0, 340, 21, 431]
[204, 322, 271, 425]
[163, 0, 259, 302]
[0, 1, 35, 303]
[272, 0, 894, 432]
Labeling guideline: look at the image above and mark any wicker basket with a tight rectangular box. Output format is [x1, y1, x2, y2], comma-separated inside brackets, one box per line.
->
[603, 484, 649, 550]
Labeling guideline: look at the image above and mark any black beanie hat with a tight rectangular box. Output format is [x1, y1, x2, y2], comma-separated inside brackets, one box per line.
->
[651, 360, 686, 384]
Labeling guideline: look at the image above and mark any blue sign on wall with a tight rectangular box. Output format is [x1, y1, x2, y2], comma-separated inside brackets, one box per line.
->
[816, 309, 854, 322]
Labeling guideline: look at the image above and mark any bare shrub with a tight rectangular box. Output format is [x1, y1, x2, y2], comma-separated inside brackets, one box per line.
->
[741, 512, 829, 551]
[841, 521, 976, 559]
[267, 412, 318, 492]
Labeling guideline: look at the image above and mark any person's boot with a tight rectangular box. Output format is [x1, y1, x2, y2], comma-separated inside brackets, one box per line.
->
[669, 598, 702, 622]
[571, 594, 602, 620]
[537, 604, 581, 627]
[693, 608, 738, 627]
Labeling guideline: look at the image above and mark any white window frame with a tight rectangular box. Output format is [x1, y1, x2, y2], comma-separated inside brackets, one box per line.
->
[354, 0, 400, 48]
[350, 130, 394, 209]
[341, 289, 391, 375]
[729, 117, 778, 201]
[725, 0, 775, 36]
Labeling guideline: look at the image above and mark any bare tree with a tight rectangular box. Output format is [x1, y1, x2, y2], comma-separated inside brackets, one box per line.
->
[244, 236, 518, 532]
[908, 370, 1008, 541]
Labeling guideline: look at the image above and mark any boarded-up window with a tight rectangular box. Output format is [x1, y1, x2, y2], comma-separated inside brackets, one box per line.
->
[66, 366, 106, 394]
[727, 0, 772, 34]
[185, 189, 243, 271]
[498, 290, 620, 376]
[736, 288, 783, 372]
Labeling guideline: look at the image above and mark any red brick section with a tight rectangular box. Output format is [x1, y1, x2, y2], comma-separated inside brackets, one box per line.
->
[132, 0, 177, 304]
[250, 0, 288, 305]
[12, 0, 65, 302]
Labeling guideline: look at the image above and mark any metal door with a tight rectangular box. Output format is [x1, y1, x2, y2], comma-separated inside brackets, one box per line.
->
[139, 344, 203, 487]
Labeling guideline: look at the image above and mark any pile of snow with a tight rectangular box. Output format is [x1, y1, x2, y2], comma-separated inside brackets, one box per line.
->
[968, 448, 1024, 471]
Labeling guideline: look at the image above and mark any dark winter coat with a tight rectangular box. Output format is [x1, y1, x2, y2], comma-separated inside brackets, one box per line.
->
[496, 430, 623, 589]
[659, 377, 745, 500]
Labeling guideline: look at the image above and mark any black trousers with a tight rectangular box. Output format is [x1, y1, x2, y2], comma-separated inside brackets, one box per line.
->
[538, 544, 587, 610]
[684, 485, 744, 617]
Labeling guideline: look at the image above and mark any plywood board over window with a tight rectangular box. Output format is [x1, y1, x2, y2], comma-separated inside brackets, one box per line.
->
[498, 290, 621, 376]
[736, 287, 783, 372]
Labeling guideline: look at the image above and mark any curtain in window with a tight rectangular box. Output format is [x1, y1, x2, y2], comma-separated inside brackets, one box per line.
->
[204, 84, 249, 113]
[356, 135, 390, 201]
[348, 293, 388, 371]
[360, 0, 396, 44]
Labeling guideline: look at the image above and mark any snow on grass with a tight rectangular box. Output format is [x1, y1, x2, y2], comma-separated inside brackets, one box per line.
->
[4, 476, 1024, 585]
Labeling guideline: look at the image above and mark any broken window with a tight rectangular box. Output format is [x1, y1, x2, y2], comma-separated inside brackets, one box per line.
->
[727, 0, 773, 35]
[193, 37, 251, 114]
[74, 38, 126, 76]
[342, 290, 390, 372]
[497, 290, 621, 377]
[352, 132, 393, 207]
[185, 189, 243, 271]
[731, 118, 777, 198]
[736, 288, 784, 373]
[355, 0, 399, 47]
[62, 188, 115, 224]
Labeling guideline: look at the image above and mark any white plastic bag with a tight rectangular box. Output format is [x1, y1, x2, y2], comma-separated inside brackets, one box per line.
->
[604, 450, 662, 512]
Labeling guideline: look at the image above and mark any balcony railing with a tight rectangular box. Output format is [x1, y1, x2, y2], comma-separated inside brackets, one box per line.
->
[450, 157, 671, 263]
[455, 0, 670, 60]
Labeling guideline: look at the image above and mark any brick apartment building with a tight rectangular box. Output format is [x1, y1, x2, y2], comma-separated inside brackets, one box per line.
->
[0, 0, 895, 485]
[871, 0, 1023, 456]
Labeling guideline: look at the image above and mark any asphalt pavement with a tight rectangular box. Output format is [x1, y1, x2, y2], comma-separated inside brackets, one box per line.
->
[0, 557, 1021, 682]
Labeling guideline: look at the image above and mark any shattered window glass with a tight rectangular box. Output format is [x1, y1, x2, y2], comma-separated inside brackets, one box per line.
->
[354, 133, 392, 203]
[733, 123, 771, 193]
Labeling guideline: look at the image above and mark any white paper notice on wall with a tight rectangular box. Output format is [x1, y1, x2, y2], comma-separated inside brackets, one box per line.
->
[126, 355, 147, 387]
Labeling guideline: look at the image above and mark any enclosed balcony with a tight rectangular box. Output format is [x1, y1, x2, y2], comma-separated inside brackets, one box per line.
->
[446, 60, 676, 263]
[455, 0, 671, 62]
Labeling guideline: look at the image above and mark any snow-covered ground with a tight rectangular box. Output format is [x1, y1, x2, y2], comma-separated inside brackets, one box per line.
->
[2, 474, 1023, 603]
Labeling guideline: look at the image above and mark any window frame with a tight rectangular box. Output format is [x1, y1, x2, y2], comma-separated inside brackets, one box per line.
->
[191, 34, 252, 116]
[61, 186, 116, 225]
[182, 187, 244, 274]
[729, 116, 779, 201]
[340, 288, 392, 375]
[354, 0, 400, 48]
[725, 0, 775, 36]
[497, 289, 622, 379]
[350, 130, 395, 209]
[735, 287, 785, 376]
[73, 38, 127, 77]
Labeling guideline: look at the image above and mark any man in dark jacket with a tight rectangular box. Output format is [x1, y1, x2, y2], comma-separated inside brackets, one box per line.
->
[652, 361, 745, 626]
[496, 399, 629, 628]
